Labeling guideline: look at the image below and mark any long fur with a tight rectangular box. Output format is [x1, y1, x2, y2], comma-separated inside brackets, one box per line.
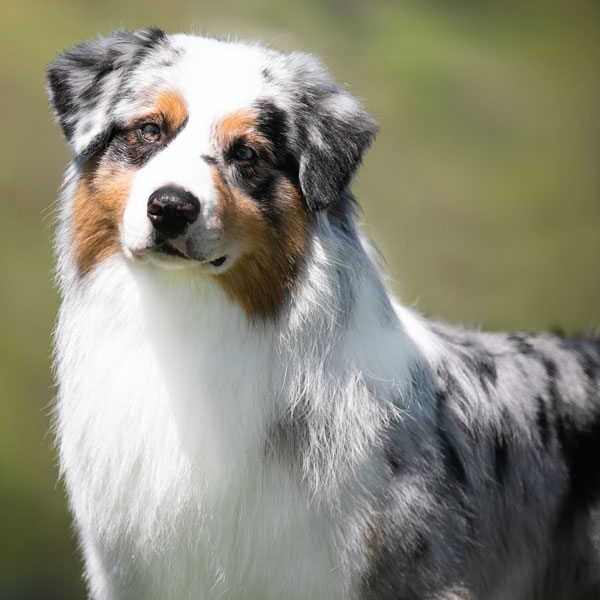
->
[47, 30, 600, 600]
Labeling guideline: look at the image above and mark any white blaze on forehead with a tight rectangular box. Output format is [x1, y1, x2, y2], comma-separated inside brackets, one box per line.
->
[121, 35, 279, 257]
[171, 34, 270, 121]
[113, 35, 275, 140]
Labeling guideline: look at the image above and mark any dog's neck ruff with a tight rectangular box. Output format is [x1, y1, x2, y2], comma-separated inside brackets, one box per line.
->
[54, 210, 437, 599]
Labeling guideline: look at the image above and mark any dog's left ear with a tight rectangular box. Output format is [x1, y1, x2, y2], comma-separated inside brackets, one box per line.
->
[46, 28, 169, 159]
[284, 54, 378, 211]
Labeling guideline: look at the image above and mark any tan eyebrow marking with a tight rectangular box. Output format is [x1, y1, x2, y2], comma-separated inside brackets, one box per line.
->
[214, 109, 271, 156]
[152, 90, 188, 130]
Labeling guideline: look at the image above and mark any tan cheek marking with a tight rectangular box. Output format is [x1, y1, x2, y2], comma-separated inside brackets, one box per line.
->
[211, 170, 309, 319]
[71, 90, 187, 278]
[277, 178, 309, 263]
[72, 162, 133, 276]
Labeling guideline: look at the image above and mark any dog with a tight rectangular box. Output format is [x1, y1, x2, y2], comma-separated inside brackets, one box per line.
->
[46, 29, 600, 600]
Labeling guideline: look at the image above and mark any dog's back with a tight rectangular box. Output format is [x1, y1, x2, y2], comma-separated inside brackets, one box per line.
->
[365, 326, 600, 599]
[47, 29, 600, 600]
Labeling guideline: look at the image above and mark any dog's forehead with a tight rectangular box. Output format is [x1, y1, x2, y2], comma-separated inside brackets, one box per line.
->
[118, 35, 278, 124]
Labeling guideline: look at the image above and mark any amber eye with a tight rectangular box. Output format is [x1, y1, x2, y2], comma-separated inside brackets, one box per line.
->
[140, 123, 161, 143]
[231, 144, 257, 162]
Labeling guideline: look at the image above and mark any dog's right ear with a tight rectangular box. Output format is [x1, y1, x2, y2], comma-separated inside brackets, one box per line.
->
[279, 53, 378, 212]
[46, 28, 168, 159]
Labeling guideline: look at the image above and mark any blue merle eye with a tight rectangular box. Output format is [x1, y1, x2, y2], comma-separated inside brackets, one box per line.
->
[140, 123, 161, 143]
[231, 144, 257, 162]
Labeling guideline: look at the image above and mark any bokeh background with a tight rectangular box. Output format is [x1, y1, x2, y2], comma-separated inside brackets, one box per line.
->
[1, 0, 599, 597]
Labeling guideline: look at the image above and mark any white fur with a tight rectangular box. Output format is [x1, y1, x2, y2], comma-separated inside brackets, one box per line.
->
[54, 222, 435, 599]
[56, 254, 343, 599]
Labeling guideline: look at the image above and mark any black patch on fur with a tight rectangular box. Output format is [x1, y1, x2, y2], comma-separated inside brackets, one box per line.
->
[436, 363, 464, 401]
[223, 100, 304, 226]
[80, 69, 109, 107]
[255, 100, 291, 167]
[436, 391, 467, 487]
[243, 102, 295, 220]
[296, 101, 374, 210]
[493, 422, 509, 485]
[535, 395, 551, 449]
[249, 171, 281, 226]
[385, 449, 403, 476]
[478, 355, 498, 389]
[411, 532, 430, 563]
[541, 357, 561, 406]
[104, 114, 188, 168]
[46, 68, 75, 139]
[46, 28, 169, 157]
[281, 62, 378, 210]
[578, 347, 598, 383]
[104, 128, 153, 167]
[540, 341, 600, 516]
[542, 356, 558, 378]
[462, 351, 498, 392]
[265, 409, 309, 466]
[60, 117, 75, 142]
[541, 355, 567, 454]
[86, 128, 117, 160]
[557, 413, 600, 513]
[447, 342, 499, 394]
[507, 333, 536, 355]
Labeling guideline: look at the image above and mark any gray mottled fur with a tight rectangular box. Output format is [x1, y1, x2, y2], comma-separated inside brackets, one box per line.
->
[282, 209, 600, 599]
[362, 327, 600, 599]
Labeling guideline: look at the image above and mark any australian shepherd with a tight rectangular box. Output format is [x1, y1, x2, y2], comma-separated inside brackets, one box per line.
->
[47, 29, 600, 600]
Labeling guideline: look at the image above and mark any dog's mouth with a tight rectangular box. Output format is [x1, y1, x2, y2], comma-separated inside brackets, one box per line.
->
[209, 256, 227, 267]
[156, 243, 188, 259]
[155, 242, 227, 268]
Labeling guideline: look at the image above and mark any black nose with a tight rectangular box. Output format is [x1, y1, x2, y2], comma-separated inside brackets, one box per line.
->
[147, 186, 200, 239]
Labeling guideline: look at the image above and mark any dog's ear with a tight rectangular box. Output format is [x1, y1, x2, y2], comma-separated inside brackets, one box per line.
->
[284, 54, 378, 211]
[46, 28, 168, 159]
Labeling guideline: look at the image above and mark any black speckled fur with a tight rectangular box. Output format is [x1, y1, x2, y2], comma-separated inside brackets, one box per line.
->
[365, 326, 600, 599]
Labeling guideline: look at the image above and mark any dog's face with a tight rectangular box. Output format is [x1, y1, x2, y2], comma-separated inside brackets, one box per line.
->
[47, 29, 377, 316]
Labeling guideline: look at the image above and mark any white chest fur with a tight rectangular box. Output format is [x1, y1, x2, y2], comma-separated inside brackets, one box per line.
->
[54, 257, 346, 600]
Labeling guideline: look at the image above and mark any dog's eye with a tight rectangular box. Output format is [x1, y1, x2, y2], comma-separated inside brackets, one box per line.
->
[140, 123, 161, 143]
[231, 144, 257, 163]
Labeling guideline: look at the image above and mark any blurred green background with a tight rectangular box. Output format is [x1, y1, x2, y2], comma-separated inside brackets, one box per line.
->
[1, 0, 599, 597]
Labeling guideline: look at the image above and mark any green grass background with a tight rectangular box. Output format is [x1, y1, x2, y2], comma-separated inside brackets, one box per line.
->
[1, 0, 599, 597]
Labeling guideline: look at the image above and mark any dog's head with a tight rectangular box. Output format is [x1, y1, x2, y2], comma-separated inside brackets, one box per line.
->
[47, 29, 377, 316]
